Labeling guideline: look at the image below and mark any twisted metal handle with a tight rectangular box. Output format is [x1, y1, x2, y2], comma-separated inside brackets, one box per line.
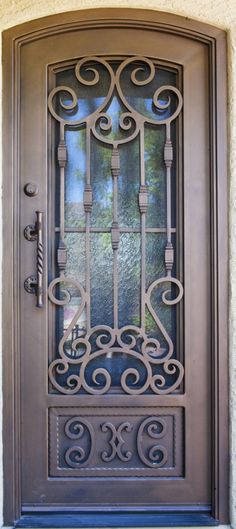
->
[24, 211, 44, 308]
[36, 211, 44, 308]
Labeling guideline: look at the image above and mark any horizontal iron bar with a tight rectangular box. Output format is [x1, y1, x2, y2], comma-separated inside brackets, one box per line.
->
[22, 504, 212, 513]
[54, 227, 177, 233]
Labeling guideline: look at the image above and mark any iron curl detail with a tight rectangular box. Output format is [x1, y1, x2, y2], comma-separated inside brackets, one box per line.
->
[137, 417, 168, 468]
[115, 57, 183, 126]
[48, 86, 79, 125]
[48, 56, 115, 126]
[101, 422, 133, 462]
[152, 85, 183, 124]
[64, 417, 95, 467]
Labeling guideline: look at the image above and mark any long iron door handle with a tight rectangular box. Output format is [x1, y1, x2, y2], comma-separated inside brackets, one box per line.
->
[24, 210, 44, 308]
[36, 211, 44, 308]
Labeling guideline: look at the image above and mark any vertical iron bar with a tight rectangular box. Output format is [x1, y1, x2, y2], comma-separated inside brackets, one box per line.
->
[113, 251, 118, 329]
[139, 129, 148, 329]
[111, 146, 120, 329]
[141, 214, 146, 329]
[113, 168, 118, 225]
[59, 123, 65, 246]
[113, 172, 119, 329]
[60, 171, 65, 246]
[84, 126, 92, 330]
[164, 122, 174, 277]
[166, 123, 172, 246]
[57, 123, 68, 276]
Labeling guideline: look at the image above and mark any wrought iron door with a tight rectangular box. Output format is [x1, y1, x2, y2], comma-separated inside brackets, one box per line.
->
[4, 12, 228, 527]
[46, 54, 184, 473]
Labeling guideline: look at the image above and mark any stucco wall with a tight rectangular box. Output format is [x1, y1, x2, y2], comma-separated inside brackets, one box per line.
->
[0, 0, 236, 527]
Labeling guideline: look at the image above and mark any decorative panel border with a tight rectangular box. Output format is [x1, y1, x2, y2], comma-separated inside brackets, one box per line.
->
[49, 407, 184, 477]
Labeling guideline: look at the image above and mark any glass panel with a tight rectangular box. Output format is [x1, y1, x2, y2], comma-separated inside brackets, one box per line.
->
[120, 65, 176, 122]
[145, 234, 176, 354]
[90, 139, 113, 228]
[55, 234, 86, 360]
[118, 233, 141, 327]
[57, 65, 111, 121]
[90, 233, 113, 328]
[145, 125, 166, 228]
[64, 233, 86, 285]
[146, 233, 166, 289]
[51, 58, 181, 394]
[56, 280, 87, 360]
[65, 128, 86, 227]
[118, 139, 140, 228]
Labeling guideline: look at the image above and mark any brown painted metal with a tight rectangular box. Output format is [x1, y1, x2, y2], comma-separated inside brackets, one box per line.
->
[2, 8, 228, 526]
[49, 407, 183, 476]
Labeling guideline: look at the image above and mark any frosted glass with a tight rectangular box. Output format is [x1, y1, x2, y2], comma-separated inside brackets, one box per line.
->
[90, 233, 113, 327]
[64, 128, 86, 227]
[53, 61, 179, 390]
[64, 232, 86, 286]
[145, 234, 176, 354]
[55, 234, 86, 359]
[90, 139, 113, 228]
[57, 65, 111, 121]
[145, 126, 166, 228]
[120, 65, 176, 122]
[118, 233, 141, 327]
[118, 140, 140, 228]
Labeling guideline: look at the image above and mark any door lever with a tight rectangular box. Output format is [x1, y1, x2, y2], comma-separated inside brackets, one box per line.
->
[24, 211, 44, 308]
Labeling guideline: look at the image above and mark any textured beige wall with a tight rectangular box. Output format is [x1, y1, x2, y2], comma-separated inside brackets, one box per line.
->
[0, 0, 236, 527]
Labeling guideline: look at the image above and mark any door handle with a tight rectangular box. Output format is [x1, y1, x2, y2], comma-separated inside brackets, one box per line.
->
[24, 211, 44, 308]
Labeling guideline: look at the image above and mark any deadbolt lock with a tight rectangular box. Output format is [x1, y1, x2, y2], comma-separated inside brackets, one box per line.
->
[24, 182, 39, 197]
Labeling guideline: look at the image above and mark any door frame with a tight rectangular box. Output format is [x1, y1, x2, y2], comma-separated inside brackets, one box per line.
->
[2, 8, 228, 526]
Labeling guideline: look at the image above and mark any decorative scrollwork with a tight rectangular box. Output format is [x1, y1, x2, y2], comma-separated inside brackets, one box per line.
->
[116, 57, 182, 127]
[48, 55, 183, 146]
[101, 422, 133, 462]
[48, 57, 115, 128]
[64, 417, 95, 467]
[48, 275, 184, 395]
[48, 55, 184, 396]
[137, 417, 168, 468]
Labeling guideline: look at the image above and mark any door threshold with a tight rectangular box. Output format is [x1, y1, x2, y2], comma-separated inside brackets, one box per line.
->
[15, 513, 219, 527]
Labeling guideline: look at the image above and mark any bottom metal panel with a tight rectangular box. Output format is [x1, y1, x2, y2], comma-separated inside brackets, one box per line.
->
[49, 406, 184, 478]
